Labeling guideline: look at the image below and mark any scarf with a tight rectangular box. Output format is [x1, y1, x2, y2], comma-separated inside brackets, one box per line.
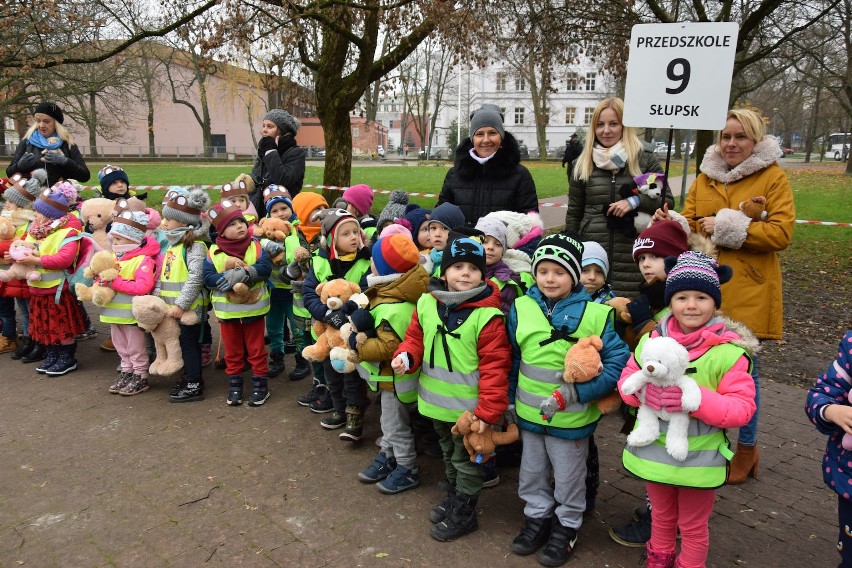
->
[28, 213, 71, 240]
[592, 141, 628, 171]
[299, 223, 320, 244]
[165, 226, 193, 245]
[468, 148, 497, 165]
[28, 131, 64, 150]
[215, 233, 253, 258]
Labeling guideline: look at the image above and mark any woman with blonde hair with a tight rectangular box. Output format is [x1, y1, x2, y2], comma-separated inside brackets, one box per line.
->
[6, 102, 90, 187]
[565, 97, 672, 296]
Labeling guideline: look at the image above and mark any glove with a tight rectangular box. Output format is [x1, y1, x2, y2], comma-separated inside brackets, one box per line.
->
[244, 265, 259, 285]
[285, 260, 302, 280]
[626, 294, 653, 331]
[41, 151, 69, 166]
[324, 309, 347, 330]
[216, 268, 247, 292]
[264, 241, 285, 259]
[16, 153, 40, 171]
[257, 136, 277, 157]
[504, 404, 518, 425]
[640, 278, 667, 311]
[644, 383, 683, 413]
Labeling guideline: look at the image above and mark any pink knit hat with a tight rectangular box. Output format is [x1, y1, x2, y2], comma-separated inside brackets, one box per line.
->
[379, 222, 413, 240]
[342, 184, 374, 216]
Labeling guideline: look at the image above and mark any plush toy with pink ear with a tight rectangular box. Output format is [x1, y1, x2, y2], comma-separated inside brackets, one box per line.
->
[0, 240, 41, 282]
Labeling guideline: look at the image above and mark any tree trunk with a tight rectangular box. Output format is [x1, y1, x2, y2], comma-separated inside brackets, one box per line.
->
[693, 130, 714, 175]
[804, 84, 822, 164]
[199, 81, 212, 157]
[88, 92, 99, 158]
[318, 104, 352, 202]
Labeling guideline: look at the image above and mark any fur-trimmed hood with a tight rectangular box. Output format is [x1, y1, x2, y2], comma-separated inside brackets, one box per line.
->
[657, 312, 761, 355]
[452, 132, 523, 178]
[699, 135, 783, 184]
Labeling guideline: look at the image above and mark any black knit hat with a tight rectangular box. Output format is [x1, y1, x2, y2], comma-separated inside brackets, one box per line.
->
[34, 102, 64, 124]
[532, 232, 584, 286]
[441, 229, 486, 276]
[664, 251, 733, 308]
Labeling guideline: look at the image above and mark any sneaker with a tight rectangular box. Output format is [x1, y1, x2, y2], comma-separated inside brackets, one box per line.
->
[537, 523, 577, 567]
[377, 464, 420, 494]
[320, 411, 346, 429]
[339, 406, 364, 442]
[430, 492, 478, 542]
[309, 389, 334, 414]
[297, 382, 323, 407]
[482, 458, 500, 488]
[109, 372, 134, 394]
[609, 505, 651, 548]
[119, 374, 150, 395]
[99, 339, 116, 352]
[75, 327, 98, 342]
[358, 452, 397, 483]
[511, 516, 552, 556]
[200, 344, 212, 367]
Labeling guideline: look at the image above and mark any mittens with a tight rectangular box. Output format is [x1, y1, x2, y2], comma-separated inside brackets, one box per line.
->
[257, 136, 277, 157]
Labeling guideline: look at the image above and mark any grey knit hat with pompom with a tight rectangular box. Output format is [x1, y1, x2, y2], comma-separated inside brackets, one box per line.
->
[376, 189, 409, 230]
[162, 188, 211, 227]
[264, 109, 301, 135]
[5, 169, 47, 208]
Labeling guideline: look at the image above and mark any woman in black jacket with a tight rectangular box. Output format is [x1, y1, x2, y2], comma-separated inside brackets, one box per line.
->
[438, 104, 538, 227]
[249, 109, 307, 216]
[6, 102, 90, 187]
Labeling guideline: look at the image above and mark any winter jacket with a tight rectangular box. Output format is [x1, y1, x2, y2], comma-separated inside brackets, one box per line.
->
[507, 284, 630, 440]
[249, 141, 307, 214]
[7, 139, 90, 187]
[394, 279, 511, 425]
[565, 143, 670, 297]
[109, 237, 161, 297]
[302, 247, 371, 322]
[619, 313, 757, 431]
[438, 132, 539, 226]
[681, 136, 794, 339]
[806, 331, 852, 500]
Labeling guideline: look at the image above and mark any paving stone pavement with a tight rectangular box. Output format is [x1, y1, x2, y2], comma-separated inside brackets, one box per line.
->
[0, 321, 837, 567]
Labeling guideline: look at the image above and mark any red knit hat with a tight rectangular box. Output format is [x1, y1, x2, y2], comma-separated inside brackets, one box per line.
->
[632, 220, 689, 262]
[208, 199, 247, 234]
[372, 234, 420, 276]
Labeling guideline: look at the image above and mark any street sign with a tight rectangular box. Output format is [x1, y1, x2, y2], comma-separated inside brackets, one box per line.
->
[623, 22, 739, 130]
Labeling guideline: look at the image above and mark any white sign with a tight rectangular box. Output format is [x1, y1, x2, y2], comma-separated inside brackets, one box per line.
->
[623, 22, 739, 130]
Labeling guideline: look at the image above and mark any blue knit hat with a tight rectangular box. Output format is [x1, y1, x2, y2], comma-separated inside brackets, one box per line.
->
[664, 251, 733, 308]
[429, 202, 465, 231]
[98, 165, 130, 197]
[263, 185, 295, 220]
[33, 188, 70, 219]
[403, 204, 431, 234]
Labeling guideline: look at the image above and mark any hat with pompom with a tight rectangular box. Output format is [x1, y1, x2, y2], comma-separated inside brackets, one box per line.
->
[376, 190, 409, 230]
[372, 235, 420, 276]
[163, 188, 211, 227]
[263, 185, 295, 220]
[664, 251, 732, 308]
[34, 188, 70, 220]
[98, 164, 129, 196]
[110, 210, 149, 243]
[4, 171, 40, 208]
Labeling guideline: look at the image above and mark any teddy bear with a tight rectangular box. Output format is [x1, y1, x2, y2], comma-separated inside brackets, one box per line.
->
[632, 172, 666, 233]
[451, 410, 521, 464]
[219, 256, 264, 305]
[74, 250, 120, 307]
[332, 303, 376, 373]
[131, 295, 199, 376]
[0, 217, 15, 242]
[620, 336, 702, 461]
[80, 197, 115, 251]
[302, 279, 369, 364]
[739, 196, 767, 221]
[605, 296, 633, 324]
[539, 336, 621, 422]
[0, 240, 41, 283]
[252, 217, 293, 265]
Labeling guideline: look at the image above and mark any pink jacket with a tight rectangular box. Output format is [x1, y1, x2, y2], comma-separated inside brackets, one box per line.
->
[110, 237, 161, 297]
[618, 314, 756, 430]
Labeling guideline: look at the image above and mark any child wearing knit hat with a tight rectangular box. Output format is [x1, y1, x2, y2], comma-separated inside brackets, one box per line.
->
[475, 217, 526, 315]
[336, 184, 377, 238]
[391, 229, 510, 542]
[100, 209, 162, 395]
[618, 251, 754, 568]
[580, 241, 615, 304]
[301, 207, 373, 436]
[221, 178, 260, 225]
[402, 204, 431, 252]
[427, 202, 465, 274]
[155, 189, 212, 402]
[355, 235, 430, 494]
[507, 232, 629, 565]
[375, 190, 409, 237]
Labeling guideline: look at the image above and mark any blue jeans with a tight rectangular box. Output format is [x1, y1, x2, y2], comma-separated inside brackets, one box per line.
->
[16, 298, 29, 336]
[738, 354, 760, 445]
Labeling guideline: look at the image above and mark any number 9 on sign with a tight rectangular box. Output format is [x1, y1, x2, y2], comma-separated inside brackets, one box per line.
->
[665, 58, 690, 94]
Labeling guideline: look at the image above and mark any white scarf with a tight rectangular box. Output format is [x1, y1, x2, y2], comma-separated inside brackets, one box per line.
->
[593, 141, 628, 171]
[469, 148, 496, 165]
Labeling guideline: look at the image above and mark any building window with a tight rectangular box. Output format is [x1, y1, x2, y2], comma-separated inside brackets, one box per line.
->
[585, 72, 597, 91]
[583, 108, 594, 125]
[565, 107, 576, 125]
[515, 76, 526, 91]
[496, 72, 506, 91]
[566, 74, 578, 91]
[514, 107, 525, 125]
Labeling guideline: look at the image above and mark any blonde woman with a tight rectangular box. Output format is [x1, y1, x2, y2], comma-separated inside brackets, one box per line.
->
[565, 97, 672, 296]
[6, 102, 90, 187]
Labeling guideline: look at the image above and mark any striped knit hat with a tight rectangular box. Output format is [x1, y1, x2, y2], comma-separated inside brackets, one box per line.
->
[372, 235, 420, 276]
[664, 251, 733, 307]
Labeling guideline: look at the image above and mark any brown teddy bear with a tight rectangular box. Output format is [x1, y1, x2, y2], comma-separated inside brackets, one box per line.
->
[539, 336, 621, 422]
[131, 295, 199, 376]
[605, 296, 633, 324]
[739, 195, 767, 221]
[80, 197, 116, 250]
[451, 410, 520, 463]
[220, 256, 264, 305]
[252, 217, 293, 265]
[302, 279, 368, 363]
[0, 240, 40, 282]
[0, 217, 15, 242]
[74, 250, 120, 307]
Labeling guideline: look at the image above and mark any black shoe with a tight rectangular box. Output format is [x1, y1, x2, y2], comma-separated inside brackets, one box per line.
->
[11, 336, 32, 360]
[339, 406, 364, 442]
[537, 523, 577, 567]
[297, 381, 323, 407]
[609, 505, 651, 547]
[320, 411, 346, 429]
[21, 342, 45, 363]
[226, 376, 243, 406]
[284, 339, 296, 354]
[213, 357, 226, 369]
[248, 376, 270, 407]
[35, 346, 60, 374]
[309, 389, 334, 413]
[289, 353, 311, 381]
[429, 486, 457, 524]
[170, 380, 204, 403]
[511, 516, 552, 556]
[170, 377, 186, 397]
[430, 492, 478, 542]
[267, 352, 285, 378]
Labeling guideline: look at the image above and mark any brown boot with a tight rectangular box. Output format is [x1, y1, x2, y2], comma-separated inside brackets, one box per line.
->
[0, 336, 17, 354]
[727, 443, 759, 484]
[99, 339, 116, 352]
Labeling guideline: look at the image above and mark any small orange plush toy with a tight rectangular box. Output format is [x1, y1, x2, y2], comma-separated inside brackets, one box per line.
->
[451, 410, 520, 464]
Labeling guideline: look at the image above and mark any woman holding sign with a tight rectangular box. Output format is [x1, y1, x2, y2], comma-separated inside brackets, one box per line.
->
[565, 97, 673, 296]
[654, 108, 795, 484]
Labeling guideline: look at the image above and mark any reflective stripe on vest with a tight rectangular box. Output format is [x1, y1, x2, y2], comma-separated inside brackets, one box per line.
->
[208, 242, 270, 320]
[100, 255, 146, 324]
[514, 295, 612, 429]
[415, 293, 502, 422]
[357, 302, 419, 404]
[25, 228, 76, 290]
[289, 232, 314, 319]
[306, 254, 371, 339]
[261, 237, 291, 290]
[622, 335, 750, 489]
[160, 242, 209, 310]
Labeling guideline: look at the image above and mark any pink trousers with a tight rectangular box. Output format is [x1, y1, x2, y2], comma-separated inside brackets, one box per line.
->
[111, 323, 149, 377]
[646, 482, 716, 568]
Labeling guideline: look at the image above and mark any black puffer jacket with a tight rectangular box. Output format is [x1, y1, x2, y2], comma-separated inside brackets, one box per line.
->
[250, 139, 307, 215]
[6, 139, 90, 187]
[564, 144, 671, 297]
[438, 132, 539, 227]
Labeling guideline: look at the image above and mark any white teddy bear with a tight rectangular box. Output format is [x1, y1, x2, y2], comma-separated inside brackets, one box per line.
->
[621, 335, 702, 461]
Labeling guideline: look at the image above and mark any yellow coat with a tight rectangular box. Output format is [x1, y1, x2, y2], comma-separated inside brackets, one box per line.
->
[681, 137, 795, 340]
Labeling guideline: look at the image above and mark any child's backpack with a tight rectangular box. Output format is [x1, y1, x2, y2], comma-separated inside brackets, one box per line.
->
[54, 232, 103, 303]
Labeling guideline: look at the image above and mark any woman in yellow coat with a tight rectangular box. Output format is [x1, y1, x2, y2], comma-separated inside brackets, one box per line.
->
[655, 108, 794, 485]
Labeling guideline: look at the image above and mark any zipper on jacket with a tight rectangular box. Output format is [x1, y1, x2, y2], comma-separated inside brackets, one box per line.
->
[607, 171, 616, 280]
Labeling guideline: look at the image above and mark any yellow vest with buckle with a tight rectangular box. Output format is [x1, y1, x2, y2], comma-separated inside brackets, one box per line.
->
[100, 255, 147, 324]
[208, 241, 270, 320]
[25, 227, 76, 291]
[514, 295, 613, 429]
[356, 302, 419, 404]
[160, 242, 209, 311]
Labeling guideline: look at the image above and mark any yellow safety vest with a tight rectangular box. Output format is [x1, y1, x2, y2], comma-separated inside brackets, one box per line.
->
[355, 302, 419, 404]
[100, 255, 147, 324]
[159, 242, 209, 311]
[208, 241, 270, 320]
[25, 227, 76, 291]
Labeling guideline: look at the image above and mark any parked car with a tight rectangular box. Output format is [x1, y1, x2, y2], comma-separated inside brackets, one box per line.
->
[377, 145, 385, 158]
[316, 149, 326, 158]
[518, 143, 530, 160]
[654, 143, 674, 157]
